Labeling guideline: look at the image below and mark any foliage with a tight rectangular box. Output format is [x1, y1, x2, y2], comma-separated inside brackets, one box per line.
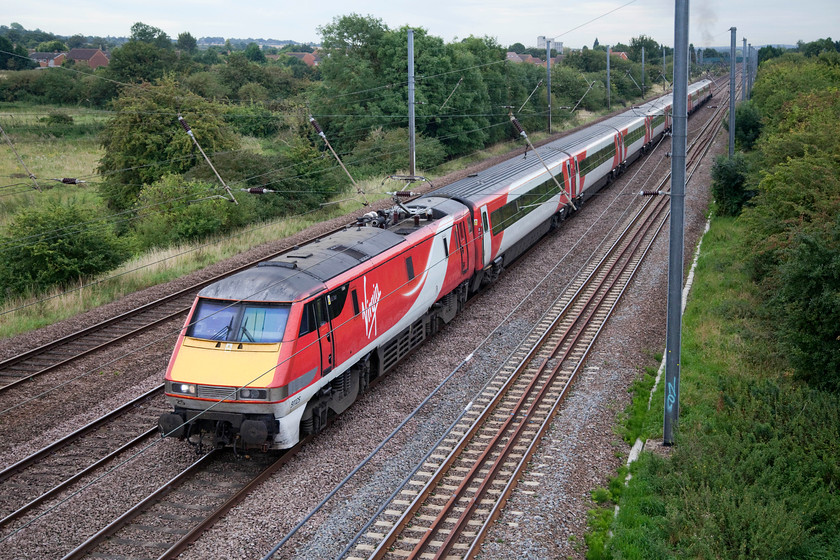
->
[733, 101, 762, 151]
[129, 22, 172, 49]
[771, 216, 840, 390]
[606, 217, 840, 559]
[35, 39, 67, 52]
[107, 40, 178, 84]
[97, 77, 239, 211]
[131, 174, 252, 249]
[710, 154, 752, 216]
[0, 35, 37, 70]
[244, 42, 267, 63]
[176, 32, 197, 54]
[0, 202, 128, 299]
[223, 104, 280, 137]
[348, 127, 446, 177]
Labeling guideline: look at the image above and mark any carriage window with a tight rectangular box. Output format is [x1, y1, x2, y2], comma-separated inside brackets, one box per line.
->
[406, 256, 415, 280]
[351, 289, 360, 315]
[327, 284, 349, 319]
[299, 303, 314, 336]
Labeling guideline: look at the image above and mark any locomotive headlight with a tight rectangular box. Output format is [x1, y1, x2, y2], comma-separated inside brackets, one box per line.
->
[169, 381, 196, 396]
[239, 388, 267, 400]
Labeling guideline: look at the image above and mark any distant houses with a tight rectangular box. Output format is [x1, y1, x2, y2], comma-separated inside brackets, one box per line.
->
[29, 48, 109, 69]
[265, 51, 321, 67]
[29, 51, 66, 67]
[67, 48, 109, 69]
[506, 51, 564, 67]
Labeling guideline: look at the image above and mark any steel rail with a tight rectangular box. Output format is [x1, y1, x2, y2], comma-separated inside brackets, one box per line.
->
[0, 384, 163, 484]
[60, 449, 220, 560]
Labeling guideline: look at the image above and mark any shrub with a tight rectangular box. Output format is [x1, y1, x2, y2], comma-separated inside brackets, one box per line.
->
[0, 202, 128, 299]
[131, 174, 253, 250]
[771, 216, 840, 391]
[710, 153, 752, 217]
[224, 104, 280, 137]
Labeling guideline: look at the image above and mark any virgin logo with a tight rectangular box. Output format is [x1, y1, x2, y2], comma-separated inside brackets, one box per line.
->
[362, 276, 381, 338]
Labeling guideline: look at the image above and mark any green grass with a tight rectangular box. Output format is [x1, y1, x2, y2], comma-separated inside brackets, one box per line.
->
[588, 217, 840, 559]
[0, 104, 106, 228]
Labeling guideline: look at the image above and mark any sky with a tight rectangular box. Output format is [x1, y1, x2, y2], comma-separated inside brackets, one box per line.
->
[7, 0, 839, 49]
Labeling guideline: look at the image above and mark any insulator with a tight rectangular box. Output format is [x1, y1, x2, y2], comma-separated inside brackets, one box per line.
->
[640, 190, 667, 196]
[178, 116, 191, 133]
[391, 190, 418, 198]
[246, 187, 272, 194]
[309, 116, 325, 136]
[510, 116, 526, 137]
[61, 177, 83, 184]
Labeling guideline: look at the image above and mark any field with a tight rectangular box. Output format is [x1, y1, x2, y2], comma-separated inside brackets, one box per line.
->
[0, 103, 106, 228]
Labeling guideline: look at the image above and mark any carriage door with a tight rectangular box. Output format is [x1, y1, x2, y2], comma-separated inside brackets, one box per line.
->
[564, 160, 573, 199]
[456, 221, 469, 273]
[480, 205, 491, 267]
[313, 296, 334, 376]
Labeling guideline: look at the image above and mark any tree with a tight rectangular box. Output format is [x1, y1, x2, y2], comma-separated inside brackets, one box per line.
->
[509, 42, 526, 53]
[67, 34, 87, 49]
[177, 32, 197, 54]
[107, 40, 177, 83]
[710, 153, 752, 216]
[593, 38, 600, 48]
[733, 101, 762, 151]
[244, 42, 266, 63]
[98, 77, 239, 211]
[628, 35, 661, 63]
[0, 202, 128, 299]
[130, 22, 171, 49]
[35, 40, 67, 52]
[771, 216, 840, 391]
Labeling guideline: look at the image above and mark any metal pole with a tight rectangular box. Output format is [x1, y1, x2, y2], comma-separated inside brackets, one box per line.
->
[664, 0, 689, 447]
[747, 44, 753, 100]
[546, 39, 552, 133]
[407, 29, 416, 178]
[742, 38, 747, 100]
[641, 46, 645, 96]
[728, 27, 736, 157]
[606, 45, 611, 109]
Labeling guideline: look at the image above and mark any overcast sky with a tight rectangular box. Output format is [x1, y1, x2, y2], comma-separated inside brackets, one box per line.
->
[8, 0, 839, 49]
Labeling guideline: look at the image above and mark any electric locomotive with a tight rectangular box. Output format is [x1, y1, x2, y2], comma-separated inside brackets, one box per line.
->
[159, 79, 712, 451]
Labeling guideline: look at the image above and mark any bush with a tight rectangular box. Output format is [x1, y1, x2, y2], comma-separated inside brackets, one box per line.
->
[131, 174, 253, 250]
[224, 104, 280, 137]
[771, 216, 840, 391]
[348, 127, 446, 178]
[734, 101, 763, 151]
[0, 202, 128, 299]
[710, 153, 752, 216]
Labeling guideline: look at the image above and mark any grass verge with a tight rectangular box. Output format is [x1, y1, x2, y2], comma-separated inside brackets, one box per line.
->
[585, 216, 840, 559]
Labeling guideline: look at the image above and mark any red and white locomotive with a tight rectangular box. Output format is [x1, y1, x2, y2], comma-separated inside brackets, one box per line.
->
[159, 80, 712, 451]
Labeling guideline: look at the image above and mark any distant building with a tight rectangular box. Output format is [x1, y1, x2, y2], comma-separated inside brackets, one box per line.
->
[67, 48, 109, 69]
[30, 51, 66, 67]
[266, 51, 321, 66]
[612, 51, 630, 60]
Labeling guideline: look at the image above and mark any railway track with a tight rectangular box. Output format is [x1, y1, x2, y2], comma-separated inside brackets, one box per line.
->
[59, 447, 295, 560]
[339, 84, 729, 560]
[0, 386, 166, 531]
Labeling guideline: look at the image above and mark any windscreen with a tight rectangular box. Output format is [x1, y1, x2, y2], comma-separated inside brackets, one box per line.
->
[187, 298, 290, 343]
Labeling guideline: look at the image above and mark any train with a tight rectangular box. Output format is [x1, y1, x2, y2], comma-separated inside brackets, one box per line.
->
[159, 79, 713, 451]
